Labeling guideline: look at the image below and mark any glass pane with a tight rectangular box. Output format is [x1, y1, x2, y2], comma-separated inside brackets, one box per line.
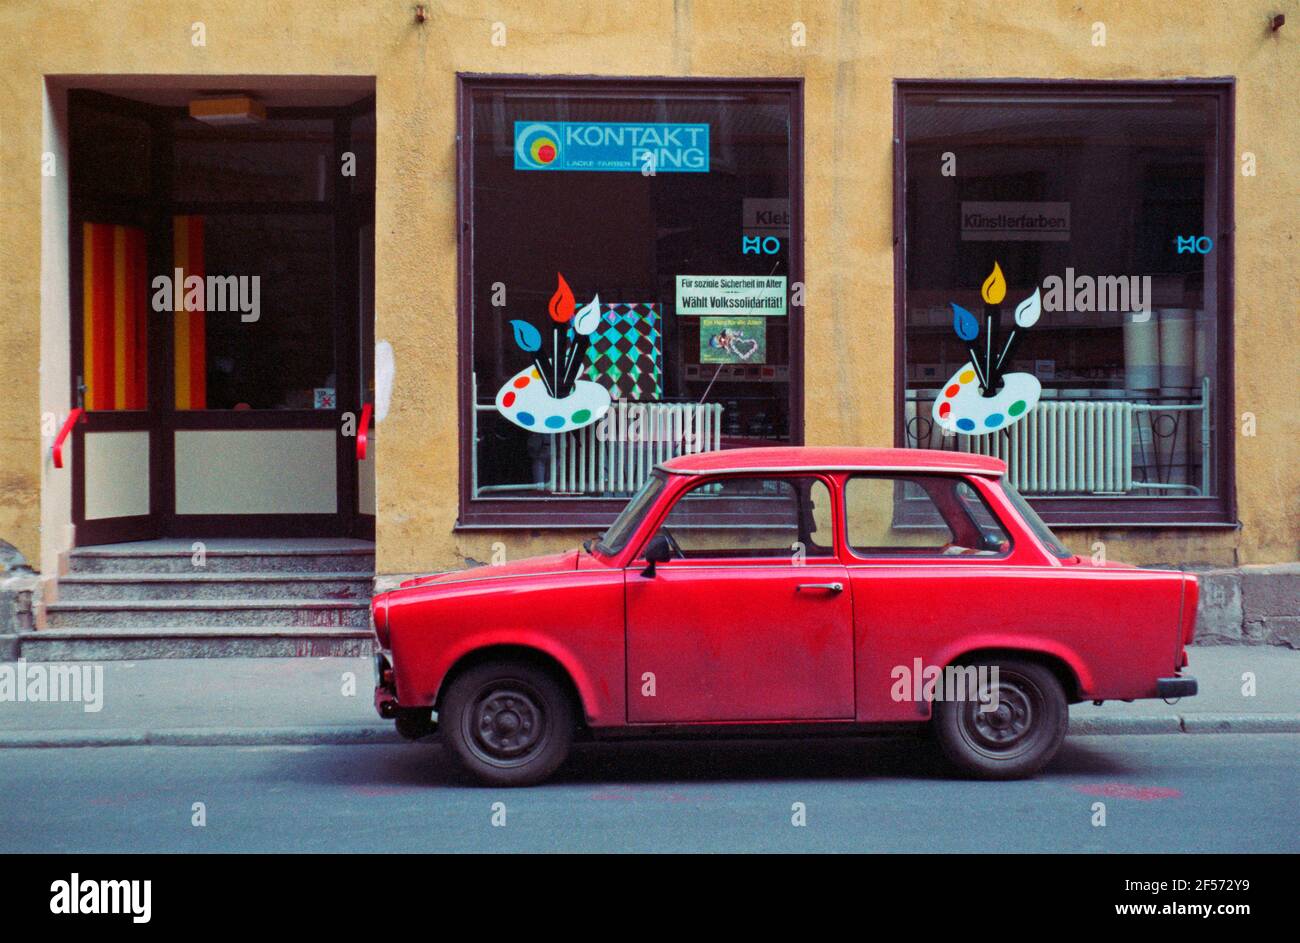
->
[71, 107, 150, 200]
[172, 118, 334, 203]
[845, 476, 1009, 556]
[172, 214, 335, 410]
[902, 93, 1220, 501]
[467, 85, 795, 502]
[349, 110, 376, 201]
[655, 478, 829, 559]
[82, 222, 149, 411]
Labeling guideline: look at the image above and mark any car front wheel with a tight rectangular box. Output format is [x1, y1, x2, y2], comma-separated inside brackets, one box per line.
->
[932, 659, 1068, 780]
[440, 661, 575, 787]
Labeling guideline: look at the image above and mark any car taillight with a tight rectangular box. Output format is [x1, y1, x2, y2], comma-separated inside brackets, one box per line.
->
[372, 593, 391, 648]
[1182, 575, 1199, 646]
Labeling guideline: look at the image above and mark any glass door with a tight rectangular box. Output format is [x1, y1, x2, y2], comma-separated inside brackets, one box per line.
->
[69, 91, 168, 545]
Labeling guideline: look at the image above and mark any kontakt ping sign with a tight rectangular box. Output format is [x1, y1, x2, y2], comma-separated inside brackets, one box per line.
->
[514, 121, 710, 172]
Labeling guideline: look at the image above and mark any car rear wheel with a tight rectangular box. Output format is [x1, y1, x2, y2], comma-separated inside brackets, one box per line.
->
[933, 659, 1067, 780]
[440, 661, 575, 787]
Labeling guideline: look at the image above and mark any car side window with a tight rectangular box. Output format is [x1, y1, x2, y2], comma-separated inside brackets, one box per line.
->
[653, 476, 835, 560]
[844, 475, 1010, 557]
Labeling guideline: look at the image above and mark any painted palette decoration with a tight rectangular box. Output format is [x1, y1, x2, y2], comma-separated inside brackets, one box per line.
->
[495, 273, 611, 434]
[932, 363, 1041, 434]
[932, 265, 1044, 436]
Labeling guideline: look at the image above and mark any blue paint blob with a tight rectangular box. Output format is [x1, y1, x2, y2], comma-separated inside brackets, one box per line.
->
[517, 411, 535, 427]
[544, 415, 565, 429]
[985, 413, 1003, 429]
[956, 418, 976, 432]
[951, 303, 979, 341]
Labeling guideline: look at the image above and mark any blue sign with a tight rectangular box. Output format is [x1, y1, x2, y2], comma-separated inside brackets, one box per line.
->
[514, 121, 709, 173]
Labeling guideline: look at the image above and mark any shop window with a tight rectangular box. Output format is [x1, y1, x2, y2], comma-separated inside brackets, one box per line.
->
[896, 81, 1234, 526]
[458, 77, 803, 528]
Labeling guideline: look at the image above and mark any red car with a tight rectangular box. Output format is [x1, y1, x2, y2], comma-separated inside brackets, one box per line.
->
[372, 447, 1198, 786]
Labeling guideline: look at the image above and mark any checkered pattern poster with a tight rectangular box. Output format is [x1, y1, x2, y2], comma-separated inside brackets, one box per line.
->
[568, 303, 662, 401]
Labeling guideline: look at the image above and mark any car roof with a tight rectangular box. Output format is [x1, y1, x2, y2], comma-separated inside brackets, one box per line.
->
[659, 446, 1005, 476]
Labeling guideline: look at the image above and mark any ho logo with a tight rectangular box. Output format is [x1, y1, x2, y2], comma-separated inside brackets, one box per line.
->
[515, 123, 561, 169]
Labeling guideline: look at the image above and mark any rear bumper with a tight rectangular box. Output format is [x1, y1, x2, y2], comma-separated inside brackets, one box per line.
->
[374, 651, 399, 718]
[1156, 675, 1198, 699]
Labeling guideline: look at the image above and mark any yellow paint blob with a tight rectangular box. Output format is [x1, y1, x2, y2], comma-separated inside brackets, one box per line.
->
[981, 261, 1007, 304]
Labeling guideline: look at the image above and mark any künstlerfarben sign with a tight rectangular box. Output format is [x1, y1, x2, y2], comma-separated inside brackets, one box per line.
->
[675, 275, 788, 317]
[960, 201, 1071, 241]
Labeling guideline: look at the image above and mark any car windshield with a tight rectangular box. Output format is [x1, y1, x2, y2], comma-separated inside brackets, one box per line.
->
[1001, 482, 1074, 559]
[596, 472, 667, 555]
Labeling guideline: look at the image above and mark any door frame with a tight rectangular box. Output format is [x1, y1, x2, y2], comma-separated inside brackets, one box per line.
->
[68, 88, 376, 544]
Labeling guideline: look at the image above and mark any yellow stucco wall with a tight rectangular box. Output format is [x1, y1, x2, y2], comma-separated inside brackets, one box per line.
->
[0, 0, 1295, 576]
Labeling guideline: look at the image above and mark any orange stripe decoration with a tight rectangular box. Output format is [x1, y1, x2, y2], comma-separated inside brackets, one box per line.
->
[82, 222, 149, 411]
[172, 215, 207, 410]
[92, 224, 112, 410]
[128, 227, 148, 409]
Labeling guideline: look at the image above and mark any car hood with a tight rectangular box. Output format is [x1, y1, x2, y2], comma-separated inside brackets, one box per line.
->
[398, 550, 584, 589]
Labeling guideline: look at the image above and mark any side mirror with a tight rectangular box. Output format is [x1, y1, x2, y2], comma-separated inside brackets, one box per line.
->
[640, 534, 672, 578]
[980, 531, 1007, 553]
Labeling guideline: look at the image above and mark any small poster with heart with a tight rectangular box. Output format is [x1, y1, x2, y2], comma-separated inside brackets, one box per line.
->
[701, 316, 766, 364]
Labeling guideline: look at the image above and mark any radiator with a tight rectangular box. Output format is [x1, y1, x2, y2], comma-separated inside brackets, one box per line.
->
[551, 401, 724, 495]
[907, 379, 1211, 496]
[958, 401, 1136, 494]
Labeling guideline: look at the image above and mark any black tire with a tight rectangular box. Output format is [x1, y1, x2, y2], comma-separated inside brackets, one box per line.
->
[932, 659, 1067, 780]
[440, 661, 575, 787]
[394, 709, 436, 741]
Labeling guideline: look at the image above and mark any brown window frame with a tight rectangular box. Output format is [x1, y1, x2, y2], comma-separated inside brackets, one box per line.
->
[455, 74, 805, 530]
[892, 78, 1237, 529]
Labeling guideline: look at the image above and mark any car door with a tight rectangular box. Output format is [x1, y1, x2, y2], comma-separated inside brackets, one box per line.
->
[841, 473, 1020, 722]
[625, 474, 855, 723]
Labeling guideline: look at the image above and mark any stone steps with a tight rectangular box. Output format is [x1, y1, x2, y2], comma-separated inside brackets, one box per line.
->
[67, 546, 376, 575]
[23, 540, 378, 660]
[43, 598, 371, 629]
[55, 572, 372, 602]
[18, 626, 374, 661]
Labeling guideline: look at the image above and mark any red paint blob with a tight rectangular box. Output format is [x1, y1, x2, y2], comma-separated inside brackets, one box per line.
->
[513, 376, 530, 389]
[938, 402, 951, 418]
[1073, 783, 1182, 801]
[503, 391, 516, 407]
[945, 384, 961, 398]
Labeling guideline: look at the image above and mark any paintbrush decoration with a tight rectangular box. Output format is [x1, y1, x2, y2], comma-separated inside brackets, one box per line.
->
[996, 287, 1041, 375]
[932, 263, 1044, 436]
[495, 274, 611, 435]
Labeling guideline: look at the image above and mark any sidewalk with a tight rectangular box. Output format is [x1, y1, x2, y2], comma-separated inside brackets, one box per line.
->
[0, 647, 1296, 747]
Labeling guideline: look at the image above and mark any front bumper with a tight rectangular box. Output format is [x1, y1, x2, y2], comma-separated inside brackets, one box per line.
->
[1156, 675, 1198, 699]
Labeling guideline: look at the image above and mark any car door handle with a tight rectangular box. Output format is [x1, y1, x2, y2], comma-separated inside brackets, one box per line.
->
[796, 582, 843, 594]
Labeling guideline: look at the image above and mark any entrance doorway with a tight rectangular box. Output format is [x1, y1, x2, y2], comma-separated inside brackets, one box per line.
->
[67, 82, 376, 544]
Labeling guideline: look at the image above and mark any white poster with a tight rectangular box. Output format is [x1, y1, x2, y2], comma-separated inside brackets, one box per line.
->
[675, 275, 787, 317]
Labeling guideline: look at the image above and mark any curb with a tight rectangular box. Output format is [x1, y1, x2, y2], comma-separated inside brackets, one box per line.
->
[1068, 714, 1300, 736]
[0, 724, 401, 748]
[1, 716, 1298, 748]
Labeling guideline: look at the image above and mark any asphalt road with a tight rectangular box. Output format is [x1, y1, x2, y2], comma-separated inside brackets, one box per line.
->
[1, 734, 1296, 853]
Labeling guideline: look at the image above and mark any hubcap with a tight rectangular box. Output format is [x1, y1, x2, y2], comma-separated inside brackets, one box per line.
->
[961, 673, 1041, 757]
[464, 682, 548, 767]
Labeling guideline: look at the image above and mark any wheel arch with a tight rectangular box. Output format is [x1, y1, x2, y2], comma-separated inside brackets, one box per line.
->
[434, 644, 588, 727]
[944, 646, 1084, 704]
